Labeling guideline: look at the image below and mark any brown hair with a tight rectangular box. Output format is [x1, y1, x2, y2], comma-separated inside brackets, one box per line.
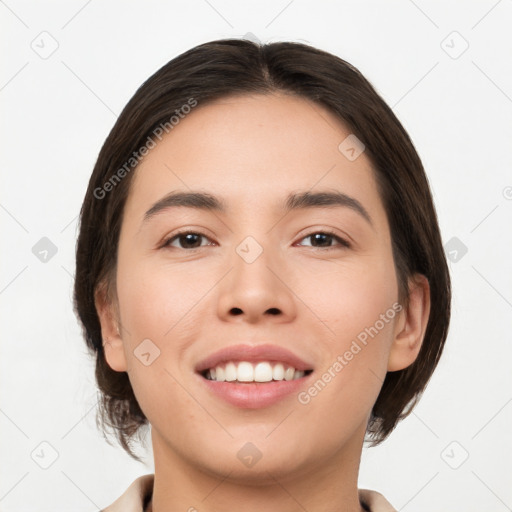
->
[74, 38, 451, 459]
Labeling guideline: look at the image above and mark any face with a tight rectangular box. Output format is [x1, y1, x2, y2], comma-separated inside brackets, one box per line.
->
[98, 93, 426, 482]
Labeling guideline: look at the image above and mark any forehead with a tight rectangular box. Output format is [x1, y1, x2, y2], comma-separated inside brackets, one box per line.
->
[125, 93, 387, 227]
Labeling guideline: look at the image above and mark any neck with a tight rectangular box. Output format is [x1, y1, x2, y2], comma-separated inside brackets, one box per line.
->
[149, 428, 367, 512]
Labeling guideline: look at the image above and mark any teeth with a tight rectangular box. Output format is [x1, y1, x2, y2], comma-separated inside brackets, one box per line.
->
[238, 361, 254, 382]
[272, 363, 284, 381]
[205, 361, 308, 382]
[254, 362, 273, 382]
[284, 366, 295, 381]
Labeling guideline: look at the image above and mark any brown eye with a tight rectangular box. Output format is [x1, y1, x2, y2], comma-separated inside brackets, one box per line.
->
[162, 231, 212, 250]
[298, 231, 350, 249]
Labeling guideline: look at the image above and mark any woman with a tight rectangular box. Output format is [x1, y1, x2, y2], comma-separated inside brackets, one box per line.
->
[74, 38, 451, 512]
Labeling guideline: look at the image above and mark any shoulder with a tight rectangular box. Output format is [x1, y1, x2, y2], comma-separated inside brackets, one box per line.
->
[100, 474, 154, 512]
[359, 488, 397, 512]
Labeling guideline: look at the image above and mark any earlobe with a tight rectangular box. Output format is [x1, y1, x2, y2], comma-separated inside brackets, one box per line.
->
[387, 274, 431, 372]
[95, 284, 128, 372]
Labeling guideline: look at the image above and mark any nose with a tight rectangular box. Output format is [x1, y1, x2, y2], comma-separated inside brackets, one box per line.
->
[216, 242, 297, 325]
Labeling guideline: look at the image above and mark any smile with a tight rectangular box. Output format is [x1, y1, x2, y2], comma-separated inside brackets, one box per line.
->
[202, 361, 313, 383]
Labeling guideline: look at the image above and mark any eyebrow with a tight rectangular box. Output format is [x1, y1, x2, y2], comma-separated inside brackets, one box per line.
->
[142, 190, 373, 227]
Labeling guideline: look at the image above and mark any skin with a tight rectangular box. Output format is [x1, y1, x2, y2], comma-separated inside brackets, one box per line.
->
[96, 92, 430, 512]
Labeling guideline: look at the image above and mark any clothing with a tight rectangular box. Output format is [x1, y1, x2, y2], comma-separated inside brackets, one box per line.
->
[100, 474, 397, 512]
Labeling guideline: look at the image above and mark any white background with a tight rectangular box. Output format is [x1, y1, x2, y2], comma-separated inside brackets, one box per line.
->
[1, 1, 511, 511]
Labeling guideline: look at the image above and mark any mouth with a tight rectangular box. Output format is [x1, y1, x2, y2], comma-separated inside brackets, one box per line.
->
[194, 344, 315, 408]
[200, 362, 314, 383]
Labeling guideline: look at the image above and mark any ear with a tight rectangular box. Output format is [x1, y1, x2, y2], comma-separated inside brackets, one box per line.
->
[95, 282, 127, 372]
[387, 273, 430, 372]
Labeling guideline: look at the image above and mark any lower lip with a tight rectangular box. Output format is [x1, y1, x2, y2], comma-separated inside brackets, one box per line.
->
[198, 373, 314, 409]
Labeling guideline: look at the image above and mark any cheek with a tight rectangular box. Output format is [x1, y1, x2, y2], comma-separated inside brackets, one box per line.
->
[115, 258, 219, 366]
[113, 258, 211, 428]
[118, 258, 196, 329]
[294, 253, 399, 346]
[292, 254, 398, 419]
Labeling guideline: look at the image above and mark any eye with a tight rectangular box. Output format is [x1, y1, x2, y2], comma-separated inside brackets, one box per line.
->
[160, 229, 350, 251]
[297, 230, 351, 250]
[161, 231, 214, 250]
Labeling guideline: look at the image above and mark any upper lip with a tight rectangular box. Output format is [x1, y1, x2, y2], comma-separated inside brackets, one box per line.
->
[194, 344, 314, 373]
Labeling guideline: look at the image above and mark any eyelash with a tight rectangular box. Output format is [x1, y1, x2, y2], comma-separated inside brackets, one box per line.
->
[160, 229, 351, 251]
